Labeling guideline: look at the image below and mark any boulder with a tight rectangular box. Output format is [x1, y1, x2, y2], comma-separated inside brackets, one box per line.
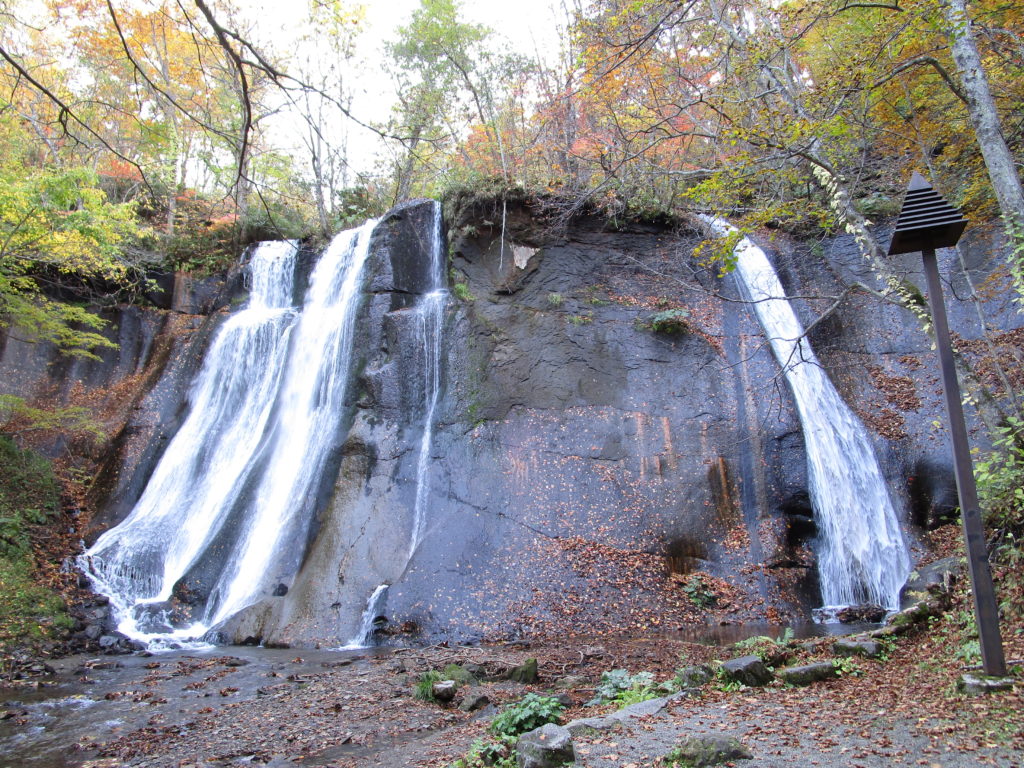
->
[661, 735, 752, 767]
[833, 638, 883, 659]
[459, 690, 491, 712]
[886, 598, 944, 634]
[553, 674, 587, 690]
[507, 658, 539, 684]
[958, 674, 1016, 695]
[719, 656, 773, 687]
[516, 723, 575, 768]
[835, 604, 886, 623]
[900, 556, 960, 609]
[432, 680, 458, 703]
[565, 716, 623, 737]
[676, 664, 715, 689]
[777, 662, 839, 686]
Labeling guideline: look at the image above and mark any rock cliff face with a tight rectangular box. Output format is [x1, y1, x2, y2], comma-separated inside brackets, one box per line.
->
[218, 196, 1021, 647]
[4, 197, 1017, 647]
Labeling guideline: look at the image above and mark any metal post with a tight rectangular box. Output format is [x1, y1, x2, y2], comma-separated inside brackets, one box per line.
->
[921, 247, 1007, 677]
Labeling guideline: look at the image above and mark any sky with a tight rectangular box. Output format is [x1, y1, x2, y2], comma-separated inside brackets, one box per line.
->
[244, 0, 568, 175]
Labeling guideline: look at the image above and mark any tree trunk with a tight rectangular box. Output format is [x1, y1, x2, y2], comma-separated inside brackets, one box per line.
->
[943, 0, 1024, 233]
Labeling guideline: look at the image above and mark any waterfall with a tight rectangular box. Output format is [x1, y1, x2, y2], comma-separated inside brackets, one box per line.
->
[408, 202, 447, 557]
[705, 217, 911, 611]
[82, 221, 378, 642]
[204, 221, 377, 626]
[341, 584, 389, 649]
[81, 241, 300, 642]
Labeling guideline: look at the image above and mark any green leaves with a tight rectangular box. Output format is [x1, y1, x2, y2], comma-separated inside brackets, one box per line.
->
[488, 693, 564, 737]
[0, 153, 140, 357]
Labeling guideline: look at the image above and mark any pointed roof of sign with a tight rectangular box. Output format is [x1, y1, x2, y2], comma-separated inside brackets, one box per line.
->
[887, 172, 968, 255]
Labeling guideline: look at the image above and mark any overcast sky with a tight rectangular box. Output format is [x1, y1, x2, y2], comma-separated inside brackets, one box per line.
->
[245, 0, 568, 175]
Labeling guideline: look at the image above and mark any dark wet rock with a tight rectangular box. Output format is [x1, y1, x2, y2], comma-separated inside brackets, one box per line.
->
[507, 658, 539, 684]
[833, 638, 883, 658]
[83, 624, 104, 641]
[675, 665, 715, 689]
[432, 680, 458, 703]
[224, 657, 251, 667]
[900, 556, 960, 609]
[661, 735, 752, 766]
[458, 690, 491, 712]
[907, 459, 960, 529]
[516, 723, 575, 768]
[958, 674, 1017, 695]
[778, 661, 839, 686]
[720, 656, 773, 687]
[835, 604, 886, 623]
[27, 198, 1013, 648]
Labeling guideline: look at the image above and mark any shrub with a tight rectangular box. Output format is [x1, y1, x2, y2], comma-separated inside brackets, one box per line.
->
[489, 693, 564, 738]
[976, 415, 1024, 618]
[681, 574, 716, 608]
[413, 670, 443, 702]
[648, 308, 690, 334]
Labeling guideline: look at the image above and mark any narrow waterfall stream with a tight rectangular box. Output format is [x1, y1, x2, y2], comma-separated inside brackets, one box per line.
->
[408, 202, 447, 558]
[706, 217, 911, 611]
[82, 221, 378, 643]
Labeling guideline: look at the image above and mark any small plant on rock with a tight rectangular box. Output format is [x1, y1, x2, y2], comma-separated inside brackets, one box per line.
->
[489, 693, 564, 738]
[682, 574, 716, 608]
[449, 736, 516, 768]
[832, 657, 863, 677]
[587, 669, 657, 706]
[648, 308, 690, 333]
[453, 282, 476, 301]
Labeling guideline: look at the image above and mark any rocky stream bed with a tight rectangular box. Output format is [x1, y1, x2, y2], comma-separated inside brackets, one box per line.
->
[2, 609, 1021, 768]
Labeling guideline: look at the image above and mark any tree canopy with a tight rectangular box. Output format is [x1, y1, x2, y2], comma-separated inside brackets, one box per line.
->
[0, 0, 1021, 353]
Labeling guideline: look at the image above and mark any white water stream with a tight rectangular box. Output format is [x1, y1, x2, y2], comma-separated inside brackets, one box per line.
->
[408, 202, 447, 558]
[82, 221, 378, 643]
[707, 217, 911, 611]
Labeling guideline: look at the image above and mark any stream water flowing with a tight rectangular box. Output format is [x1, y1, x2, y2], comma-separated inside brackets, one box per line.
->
[707, 217, 912, 611]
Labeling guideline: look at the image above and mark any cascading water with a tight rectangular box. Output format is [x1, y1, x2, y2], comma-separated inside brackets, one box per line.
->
[705, 217, 911, 611]
[341, 583, 389, 650]
[82, 220, 378, 642]
[408, 202, 447, 558]
[205, 221, 377, 626]
[81, 241, 300, 642]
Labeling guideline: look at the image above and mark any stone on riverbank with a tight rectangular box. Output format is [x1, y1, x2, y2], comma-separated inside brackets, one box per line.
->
[516, 723, 574, 768]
